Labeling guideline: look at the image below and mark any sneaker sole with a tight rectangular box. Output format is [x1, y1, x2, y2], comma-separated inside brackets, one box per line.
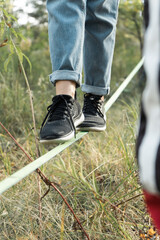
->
[39, 113, 84, 144]
[76, 125, 106, 132]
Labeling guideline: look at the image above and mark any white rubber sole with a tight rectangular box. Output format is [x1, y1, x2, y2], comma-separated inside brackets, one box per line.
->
[40, 113, 84, 144]
[76, 125, 106, 132]
[76, 113, 106, 132]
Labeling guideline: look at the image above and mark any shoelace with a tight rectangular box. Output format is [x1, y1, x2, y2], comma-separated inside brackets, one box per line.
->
[83, 94, 104, 117]
[41, 95, 76, 137]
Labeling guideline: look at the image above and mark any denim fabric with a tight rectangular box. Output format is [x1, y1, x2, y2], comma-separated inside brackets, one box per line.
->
[47, 0, 119, 96]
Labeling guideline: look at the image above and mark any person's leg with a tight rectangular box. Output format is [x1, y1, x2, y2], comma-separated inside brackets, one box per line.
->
[77, 0, 119, 131]
[40, 0, 86, 143]
[56, 80, 76, 99]
[82, 0, 119, 96]
[47, 0, 86, 93]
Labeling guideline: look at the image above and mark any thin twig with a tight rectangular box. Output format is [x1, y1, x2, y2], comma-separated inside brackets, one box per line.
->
[37, 174, 43, 240]
[116, 193, 143, 207]
[10, 36, 40, 158]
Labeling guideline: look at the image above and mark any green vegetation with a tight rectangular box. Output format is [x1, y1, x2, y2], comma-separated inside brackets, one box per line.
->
[0, 0, 157, 239]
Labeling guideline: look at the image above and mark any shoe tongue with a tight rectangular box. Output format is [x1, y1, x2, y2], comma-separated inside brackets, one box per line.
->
[89, 95, 95, 101]
[49, 94, 73, 121]
[86, 94, 102, 102]
[83, 94, 103, 116]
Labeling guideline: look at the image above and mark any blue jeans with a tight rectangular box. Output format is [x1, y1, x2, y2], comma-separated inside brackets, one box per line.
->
[47, 0, 119, 96]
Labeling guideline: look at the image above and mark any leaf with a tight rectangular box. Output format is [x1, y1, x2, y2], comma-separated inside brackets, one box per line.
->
[9, 40, 14, 54]
[0, 42, 7, 47]
[1, 9, 17, 22]
[4, 53, 14, 71]
[60, 202, 65, 240]
[16, 47, 23, 63]
[18, 32, 26, 40]
[1, 8, 10, 18]
[10, 28, 18, 38]
[92, 171, 98, 194]
[23, 53, 32, 72]
[59, 156, 66, 171]
[70, 160, 78, 179]
[10, 15, 17, 21]
[0, 20, 5, 36]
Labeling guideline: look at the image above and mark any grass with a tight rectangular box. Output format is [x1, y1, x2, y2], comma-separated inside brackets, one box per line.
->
[0, 85, 158, 239]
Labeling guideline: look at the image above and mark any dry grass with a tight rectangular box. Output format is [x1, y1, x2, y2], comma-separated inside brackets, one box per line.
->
[0, 95, 158, 240]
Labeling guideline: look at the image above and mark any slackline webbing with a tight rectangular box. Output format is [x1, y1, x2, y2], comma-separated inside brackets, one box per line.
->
[0, 58, 144, 195]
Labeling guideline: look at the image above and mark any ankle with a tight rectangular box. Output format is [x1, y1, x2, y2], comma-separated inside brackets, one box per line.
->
[101, 96, 104, 101]
[56, 80, 76, 99]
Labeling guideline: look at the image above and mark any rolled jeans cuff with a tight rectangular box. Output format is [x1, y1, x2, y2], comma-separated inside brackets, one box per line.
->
[81, 84, 110, 96]
[49, 70, 82, 86]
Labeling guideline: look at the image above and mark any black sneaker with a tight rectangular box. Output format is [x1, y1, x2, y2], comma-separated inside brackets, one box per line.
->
[76, 94, 106, 132]
[40, 95, 84, 143]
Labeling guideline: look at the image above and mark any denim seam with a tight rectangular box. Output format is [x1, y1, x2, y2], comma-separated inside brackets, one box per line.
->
[75, 1, 86, 72]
